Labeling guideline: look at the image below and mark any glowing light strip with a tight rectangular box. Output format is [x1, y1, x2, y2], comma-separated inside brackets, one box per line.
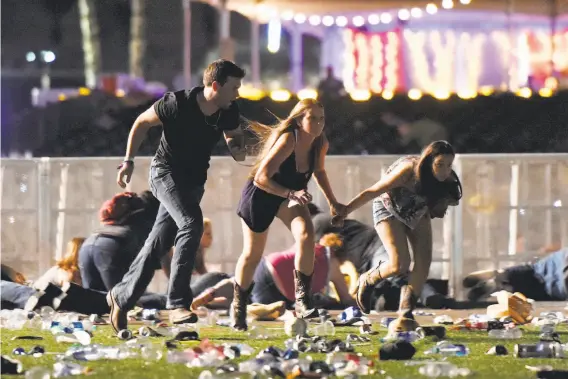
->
[370, 35, 384, 93]
[385, 31, 400, 91]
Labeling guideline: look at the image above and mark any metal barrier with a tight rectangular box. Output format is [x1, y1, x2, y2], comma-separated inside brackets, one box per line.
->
[2, 154, 567, 297]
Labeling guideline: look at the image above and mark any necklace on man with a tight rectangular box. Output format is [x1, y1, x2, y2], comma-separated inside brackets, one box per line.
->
[204, 112, 221, 127]
[199, 92, 221, 128]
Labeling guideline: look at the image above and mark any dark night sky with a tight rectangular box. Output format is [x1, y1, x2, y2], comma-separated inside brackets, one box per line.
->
[1, 0, 321, 88]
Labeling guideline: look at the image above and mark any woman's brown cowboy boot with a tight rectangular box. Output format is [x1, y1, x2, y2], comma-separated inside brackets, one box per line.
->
[293, 270, 318, 319]
[353, 262, 384, 314]
[388, 284, 420, 333]
[230, 282, 254, 331]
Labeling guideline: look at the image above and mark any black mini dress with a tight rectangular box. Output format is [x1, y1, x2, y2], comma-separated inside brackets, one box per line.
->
[237, 130, 319, 233]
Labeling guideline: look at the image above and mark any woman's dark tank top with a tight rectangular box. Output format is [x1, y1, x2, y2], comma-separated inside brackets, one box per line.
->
[272, 130, 319, 191]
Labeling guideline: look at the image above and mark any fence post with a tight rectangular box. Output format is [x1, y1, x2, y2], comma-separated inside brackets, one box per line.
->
[450, 155, 464, 300]
[37, 158, 52, 276]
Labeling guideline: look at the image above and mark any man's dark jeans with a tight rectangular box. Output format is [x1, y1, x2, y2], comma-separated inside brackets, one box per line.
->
[112, 160, 205, 310]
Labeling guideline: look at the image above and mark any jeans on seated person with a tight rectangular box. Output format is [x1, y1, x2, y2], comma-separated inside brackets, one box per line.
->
[0, 280, 109, 315]
[1, 280, 37, 309]
[112, 161, 205, 311]
[191, 272, 231, 297]
[251, 259, 292, 307]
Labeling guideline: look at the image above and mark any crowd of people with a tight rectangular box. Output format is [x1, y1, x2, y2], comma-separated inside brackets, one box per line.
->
[6, 74, 568, 158]
[2, 59, 566, 337]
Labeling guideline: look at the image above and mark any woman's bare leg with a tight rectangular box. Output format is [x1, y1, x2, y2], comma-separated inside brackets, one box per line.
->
[276, 202, 318, 318]
[407, 215, 433, 298]
[231, 220, 269, 330]
[234, 221, 269, 289]
[354, 218, 411, 314]
[389, 216, 433, 332]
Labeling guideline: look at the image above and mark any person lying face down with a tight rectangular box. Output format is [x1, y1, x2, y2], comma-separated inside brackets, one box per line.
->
[78, 191, 165, 293]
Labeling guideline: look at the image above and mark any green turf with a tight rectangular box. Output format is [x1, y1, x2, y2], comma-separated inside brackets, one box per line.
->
[2, 323, 567, 378]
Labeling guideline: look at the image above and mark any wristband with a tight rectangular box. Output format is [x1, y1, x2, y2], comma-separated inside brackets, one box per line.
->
[117, 160, 134, 170]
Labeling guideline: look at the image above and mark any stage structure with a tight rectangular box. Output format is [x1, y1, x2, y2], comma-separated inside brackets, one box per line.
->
[192, 0, 568, 98]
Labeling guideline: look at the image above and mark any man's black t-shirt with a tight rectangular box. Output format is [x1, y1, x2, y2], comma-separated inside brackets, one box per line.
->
[313, 213, 383, 273]
[153, 87, 240, 185]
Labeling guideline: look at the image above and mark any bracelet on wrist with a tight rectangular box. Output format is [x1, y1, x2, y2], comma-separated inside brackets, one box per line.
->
[117, 160, 134, 170]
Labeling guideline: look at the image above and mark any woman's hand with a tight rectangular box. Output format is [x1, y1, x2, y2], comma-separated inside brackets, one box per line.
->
[330, 213, 346, 227]
[329, 202, 347, 218]
[288, 189, 312, 206]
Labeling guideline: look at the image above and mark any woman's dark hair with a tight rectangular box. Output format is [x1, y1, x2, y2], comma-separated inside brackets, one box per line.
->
[414, 140, 461, 204]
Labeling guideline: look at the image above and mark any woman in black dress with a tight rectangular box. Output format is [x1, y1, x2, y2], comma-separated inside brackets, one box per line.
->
[231, 99, 344, 331]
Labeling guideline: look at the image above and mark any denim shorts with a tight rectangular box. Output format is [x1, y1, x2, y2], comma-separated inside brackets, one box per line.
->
[372, 198, 394, 226]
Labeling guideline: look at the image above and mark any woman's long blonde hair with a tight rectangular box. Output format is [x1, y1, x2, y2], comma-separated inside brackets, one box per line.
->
[247, 99, 325, 178]
[56, 237, 85, 273]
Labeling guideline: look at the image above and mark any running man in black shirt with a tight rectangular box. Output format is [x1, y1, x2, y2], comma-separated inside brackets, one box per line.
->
[107, 60, 246, 332]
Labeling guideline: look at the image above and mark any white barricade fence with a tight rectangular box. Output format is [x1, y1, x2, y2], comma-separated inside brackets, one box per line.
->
[1, 154, 567, 298]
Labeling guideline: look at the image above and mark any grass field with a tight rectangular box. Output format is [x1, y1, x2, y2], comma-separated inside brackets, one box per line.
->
[2, 314, 568, 379]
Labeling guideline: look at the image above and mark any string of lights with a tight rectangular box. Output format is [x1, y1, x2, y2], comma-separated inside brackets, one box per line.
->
[278, 0, 473, 28]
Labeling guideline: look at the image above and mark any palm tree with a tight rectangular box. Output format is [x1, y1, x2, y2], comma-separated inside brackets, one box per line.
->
[77, 0, 101, 88]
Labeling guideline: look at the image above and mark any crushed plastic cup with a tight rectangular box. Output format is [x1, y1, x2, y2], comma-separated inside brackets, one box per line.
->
[312, 320, 335, 337]
[53, 362, 88, 377]
[24, 366, 51, 379]
[284, 317, 308, 337]
[488, 328, 522, 339]
[247, 325, 272, 339]
[141, 346, 163, 361]
[206, 310, 219, 327]
[419, 362, 471, 377]
[39, 307, 55, 322]
[1, 309, 28, 329]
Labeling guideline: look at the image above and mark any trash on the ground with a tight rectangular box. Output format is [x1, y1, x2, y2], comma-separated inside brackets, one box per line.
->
[117, 329, 133, 340]
[381, 328, 425, 343]
[53, 362, 91, 377]
[24, 366, 51, 379]
[346, 334, 370, 343]
[424, 341, 469, 357]
[14, 345, 46, 357]
[55, 330, 91, 345]
[433, 315, 453, 325]
[418, 362, 472, 377]
[486, 345, 508, 355]
[417, 326, 447, 340]
[246, 325, 273, 339]
[88, 314, 106, 324]
[11, 335, 44, 341]
[487, 291, 533, 324]
[359, 323, 378, 335]
[379, 341, 416, 360]
[380, 317, 396, 329]
[536, 370, 568, 379]
[488, 328, 523, 339]
[284, 317, 308, 337]
[1, 355, 23, 374]
[514, 342, 567, 358]
[312, 320, 335, 337]
[525, 365, 554, 372]
[414, 310, 435, 316]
